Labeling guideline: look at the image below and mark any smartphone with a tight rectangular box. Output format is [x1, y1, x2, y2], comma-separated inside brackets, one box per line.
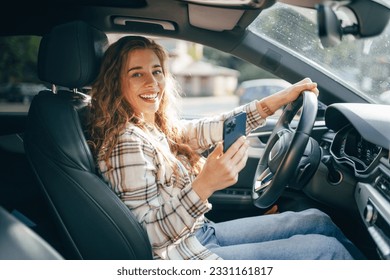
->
[223, 111, 247, 153]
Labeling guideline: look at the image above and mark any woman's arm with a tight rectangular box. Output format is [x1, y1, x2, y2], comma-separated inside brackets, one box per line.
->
[180, 101, 265, 153]
[181, 78, 318, 152]
[256, 78, 319, 118]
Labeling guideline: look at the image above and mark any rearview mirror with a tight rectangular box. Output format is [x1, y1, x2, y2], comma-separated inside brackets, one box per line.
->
[317, 4, 343, 48]
[316, 0, 390, 48]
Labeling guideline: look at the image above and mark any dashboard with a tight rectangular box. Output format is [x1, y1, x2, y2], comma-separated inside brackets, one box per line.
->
[330, 124, 384, 175]
[324, 103, 390, 259]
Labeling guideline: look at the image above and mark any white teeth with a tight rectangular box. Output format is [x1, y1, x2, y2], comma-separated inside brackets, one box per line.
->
[140, 93, 158, 99]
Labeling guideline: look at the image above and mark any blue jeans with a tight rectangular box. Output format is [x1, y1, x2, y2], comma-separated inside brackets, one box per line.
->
[195, 208, 364, 260]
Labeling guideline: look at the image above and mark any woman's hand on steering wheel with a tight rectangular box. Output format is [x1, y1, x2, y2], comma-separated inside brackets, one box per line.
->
[256, 78, 319, 119]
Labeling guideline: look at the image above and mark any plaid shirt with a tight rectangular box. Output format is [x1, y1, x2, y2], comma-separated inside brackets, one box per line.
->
[98, 100, 265, 259]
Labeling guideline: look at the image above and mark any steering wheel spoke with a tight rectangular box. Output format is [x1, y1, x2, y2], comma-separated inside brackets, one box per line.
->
[254, 167, 273, 192]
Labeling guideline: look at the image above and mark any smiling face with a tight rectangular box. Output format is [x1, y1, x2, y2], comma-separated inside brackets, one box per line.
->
[121, 48, 166, 123]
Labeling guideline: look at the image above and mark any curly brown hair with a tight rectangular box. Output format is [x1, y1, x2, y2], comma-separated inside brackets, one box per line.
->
[87, 36, 202, 174]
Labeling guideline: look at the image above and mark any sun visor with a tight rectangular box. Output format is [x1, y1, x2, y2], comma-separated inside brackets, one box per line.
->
[187, 4, 245, 31]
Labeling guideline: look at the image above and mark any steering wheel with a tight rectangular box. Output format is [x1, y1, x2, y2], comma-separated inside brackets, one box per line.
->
[252, 90, 319, 209]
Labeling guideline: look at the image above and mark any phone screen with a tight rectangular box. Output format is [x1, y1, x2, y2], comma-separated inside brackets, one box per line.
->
[223, 111, 247, 153]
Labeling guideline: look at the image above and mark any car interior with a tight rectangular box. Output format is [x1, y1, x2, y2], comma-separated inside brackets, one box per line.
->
[1, 0, 390, 260]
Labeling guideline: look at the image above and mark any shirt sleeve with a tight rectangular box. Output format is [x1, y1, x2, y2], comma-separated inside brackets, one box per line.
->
[99, 128, 211, 250]
[181, 100, 266, 152]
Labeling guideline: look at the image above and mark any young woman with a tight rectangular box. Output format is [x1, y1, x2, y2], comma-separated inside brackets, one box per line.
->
[87, 36, 363, 260]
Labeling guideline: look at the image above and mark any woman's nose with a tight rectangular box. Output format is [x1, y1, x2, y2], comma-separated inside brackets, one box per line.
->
[144, 73, 158, 85]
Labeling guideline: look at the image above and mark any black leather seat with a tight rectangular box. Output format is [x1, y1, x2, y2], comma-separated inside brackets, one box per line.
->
[24, 21, 153, 260]
[0, 206, 63, 260]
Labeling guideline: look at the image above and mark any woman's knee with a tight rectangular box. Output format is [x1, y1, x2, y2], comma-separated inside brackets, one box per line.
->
[293, 234, 353, 260]
[301, 208, 335, 229]
[314, 235, 353, 259]
[302, 208, 329, 219]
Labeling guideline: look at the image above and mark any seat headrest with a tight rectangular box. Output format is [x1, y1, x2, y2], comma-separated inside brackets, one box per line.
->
[38, 21, 108, 88]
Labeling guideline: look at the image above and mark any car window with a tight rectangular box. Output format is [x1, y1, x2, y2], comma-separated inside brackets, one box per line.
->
[249, 2, 390, 104]
[0, 35, 49, 113]
[0, 34, 289, 118]
[153, 38, 284, 119]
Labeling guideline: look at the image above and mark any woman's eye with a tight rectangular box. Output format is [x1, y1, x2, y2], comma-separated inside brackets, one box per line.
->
[131, 73, 142, 78]
[153, 70, 163, 75]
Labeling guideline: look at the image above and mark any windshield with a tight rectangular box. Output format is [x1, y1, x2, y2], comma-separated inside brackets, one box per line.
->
[249, 2, 390, 104]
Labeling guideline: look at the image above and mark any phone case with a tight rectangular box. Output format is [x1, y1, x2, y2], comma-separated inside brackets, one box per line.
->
[223, 111, 247, 153]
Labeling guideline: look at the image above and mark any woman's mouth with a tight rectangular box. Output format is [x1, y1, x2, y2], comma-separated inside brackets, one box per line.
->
[139, 93, 158, 102]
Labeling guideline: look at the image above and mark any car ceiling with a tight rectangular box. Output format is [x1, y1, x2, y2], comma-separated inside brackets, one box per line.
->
[2, 0, 383, 48]
[1, 0, 273, 52]
[1, 0, 345, 35]
[1, 0, 263, 35]
[2, 0, 386, 39]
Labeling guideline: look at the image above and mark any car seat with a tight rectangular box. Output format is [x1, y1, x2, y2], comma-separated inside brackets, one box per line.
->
[0, 206, 63, 260]
[24, 20, 153, 260]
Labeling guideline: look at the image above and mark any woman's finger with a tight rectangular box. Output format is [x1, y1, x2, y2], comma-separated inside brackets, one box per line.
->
[223, 136, 246, 159]
[234, 145, 249, 171]
[209, 142, 223, 159]
[295, 82, 317, 93]
[230, 140, 249, 166]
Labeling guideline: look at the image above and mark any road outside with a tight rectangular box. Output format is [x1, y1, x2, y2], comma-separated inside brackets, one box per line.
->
[179, 95, 239, 118]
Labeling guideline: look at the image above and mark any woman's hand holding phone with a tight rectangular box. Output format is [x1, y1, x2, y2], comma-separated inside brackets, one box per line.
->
[192, 112, 249, 201]
[223, 111, 247, 153]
